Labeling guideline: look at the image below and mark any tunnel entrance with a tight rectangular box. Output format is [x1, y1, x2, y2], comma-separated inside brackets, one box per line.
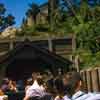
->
[6, 58, 52, 80]
[0, 43, 71, 80]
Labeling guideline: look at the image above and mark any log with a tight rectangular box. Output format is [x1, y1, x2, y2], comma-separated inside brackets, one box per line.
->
[86, 69, 92, 92]
[91, 69, 99, 92]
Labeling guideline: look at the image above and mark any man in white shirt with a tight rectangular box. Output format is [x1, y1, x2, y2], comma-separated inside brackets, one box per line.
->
[71, 90, 93, 100]
[85, 93, 100, 100]
[67, 72, 99, 100]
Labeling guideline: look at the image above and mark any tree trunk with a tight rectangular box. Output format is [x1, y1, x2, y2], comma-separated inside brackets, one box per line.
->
[48, 0, 59, 31]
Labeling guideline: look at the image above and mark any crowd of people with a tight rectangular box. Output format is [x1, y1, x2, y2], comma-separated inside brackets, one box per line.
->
[23, 71, 100, 100]
[0, 70, 100, 100]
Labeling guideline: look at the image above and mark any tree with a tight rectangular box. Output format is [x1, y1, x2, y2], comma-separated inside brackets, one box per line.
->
[53, 0, 100, 69]
[21, 3, 40, 36]
[48, 0, 59, 32]
[0, 3, 6, 15]
[26, 3, 40, 25]
[0, 3, 15, 32]
[59, 0, 99, 49]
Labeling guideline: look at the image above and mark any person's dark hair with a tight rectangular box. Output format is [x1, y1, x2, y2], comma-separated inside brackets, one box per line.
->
[67, 72, 83, 95]
[36, 75, 44, 86]
[29, 96, 40, 100]
[45, 79, 56, 97]
[54, 78, 64, 97]
[63, 72, 72, 96]
[1, 78, 9, 85]
[40, 95, 54, 100]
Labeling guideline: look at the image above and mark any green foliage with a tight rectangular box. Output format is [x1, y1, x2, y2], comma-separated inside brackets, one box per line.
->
[17, 25, 37, 36]
[26, 3, 40, 24]
[79, 51, 100, 69]
[78, 50, 93, 68]
[0, 3, 15, 32]
[36, 24, 50, 32]
[20, 0, 100, 69]
[26, 3, 40, 17]
[0, 3, 6, 15]
[58, 0, 100, 69]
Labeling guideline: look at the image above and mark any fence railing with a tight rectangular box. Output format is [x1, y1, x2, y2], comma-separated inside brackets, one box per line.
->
[80, 68, 100, 92]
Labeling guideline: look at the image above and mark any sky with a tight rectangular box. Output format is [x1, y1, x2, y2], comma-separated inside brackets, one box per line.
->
[0, 0, 48, 27]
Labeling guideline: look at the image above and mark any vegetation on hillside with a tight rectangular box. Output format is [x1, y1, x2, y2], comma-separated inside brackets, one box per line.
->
[21, 0, 100, 69]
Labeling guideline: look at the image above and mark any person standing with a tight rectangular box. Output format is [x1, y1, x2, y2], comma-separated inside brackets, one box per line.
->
[67, 72, 100, 100]
[23, 72, 45, 100]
